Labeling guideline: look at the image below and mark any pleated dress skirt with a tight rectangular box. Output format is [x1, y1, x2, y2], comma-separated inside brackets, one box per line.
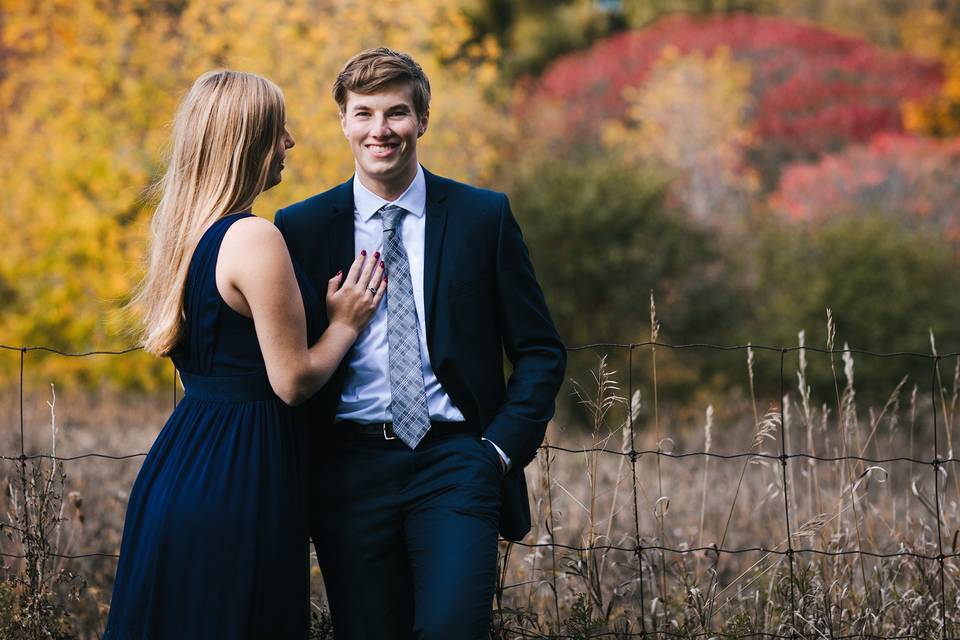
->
[103, 372, 310, 639]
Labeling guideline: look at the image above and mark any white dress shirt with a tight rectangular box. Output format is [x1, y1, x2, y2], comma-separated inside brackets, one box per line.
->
[336, 166, 465, 423]
[334, 166, 509, 469]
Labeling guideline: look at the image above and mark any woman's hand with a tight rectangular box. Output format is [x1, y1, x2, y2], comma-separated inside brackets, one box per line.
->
[325, 250, 387, 335]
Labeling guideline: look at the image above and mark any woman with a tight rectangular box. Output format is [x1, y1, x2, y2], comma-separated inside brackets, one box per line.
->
[104, 70, 384, 638]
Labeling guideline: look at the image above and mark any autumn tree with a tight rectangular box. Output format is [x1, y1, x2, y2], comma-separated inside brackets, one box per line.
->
[770, 133, 960, 240]
[463, 0, 626, 79]
[621, 0, 777, 28]
[0, 0, 504, 389]
[901, 9, 960, 137]
[776, 0, 960, 49]
[602, 46, 757, 225]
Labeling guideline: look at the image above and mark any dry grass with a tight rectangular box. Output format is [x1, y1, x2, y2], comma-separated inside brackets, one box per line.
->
[2, 329, 960, 638]
[492, 325, 960, 638]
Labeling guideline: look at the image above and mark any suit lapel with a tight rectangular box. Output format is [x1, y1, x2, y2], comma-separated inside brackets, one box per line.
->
[422, 169, 448, 342]
[329, 178, 356, 276]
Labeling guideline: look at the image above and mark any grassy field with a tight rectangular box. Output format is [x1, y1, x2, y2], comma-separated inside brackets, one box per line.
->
[2, 338, 959, 638]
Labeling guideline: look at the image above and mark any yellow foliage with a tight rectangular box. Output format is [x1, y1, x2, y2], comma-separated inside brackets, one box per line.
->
[901, 9, 960, 138]
[602, 46, 757, 224]
[0, 0, 505, 390]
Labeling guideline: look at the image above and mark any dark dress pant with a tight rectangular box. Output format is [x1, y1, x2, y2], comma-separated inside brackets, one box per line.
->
[311, 429, 502, 640]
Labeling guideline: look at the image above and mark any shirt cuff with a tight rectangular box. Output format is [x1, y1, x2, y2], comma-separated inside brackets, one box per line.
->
[481, 437, 511, 472]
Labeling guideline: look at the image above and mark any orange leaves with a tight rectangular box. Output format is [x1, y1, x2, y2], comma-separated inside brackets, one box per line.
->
[0, 0, 504, 389]
[901, 10, 960, 138]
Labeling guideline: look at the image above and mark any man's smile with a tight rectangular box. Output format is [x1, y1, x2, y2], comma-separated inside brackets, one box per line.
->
[366, 142, 399, 157]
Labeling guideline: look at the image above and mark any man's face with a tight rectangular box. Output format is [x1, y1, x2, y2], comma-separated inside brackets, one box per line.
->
[340, 82, 427, 196]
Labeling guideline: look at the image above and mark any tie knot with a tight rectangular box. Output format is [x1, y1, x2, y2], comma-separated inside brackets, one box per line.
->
[379, 204, 406, 232]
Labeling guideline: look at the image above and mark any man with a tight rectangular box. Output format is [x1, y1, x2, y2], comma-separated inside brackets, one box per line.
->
[275, 48, 565, 639]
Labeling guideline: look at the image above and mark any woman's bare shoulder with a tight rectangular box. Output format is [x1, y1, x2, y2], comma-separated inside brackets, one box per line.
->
[221, 215, 286, 254]
[218, 215, 291, 278]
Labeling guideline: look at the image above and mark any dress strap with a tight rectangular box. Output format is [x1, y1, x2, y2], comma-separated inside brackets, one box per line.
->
[182, 213, 253, 374]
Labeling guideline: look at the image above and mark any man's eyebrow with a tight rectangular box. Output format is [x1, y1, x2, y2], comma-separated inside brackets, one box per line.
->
[350, 102, 411, 112]
[351, 102, 411, 110]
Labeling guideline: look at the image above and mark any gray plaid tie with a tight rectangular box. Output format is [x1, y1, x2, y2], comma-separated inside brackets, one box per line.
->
[380, 204, 431, 449]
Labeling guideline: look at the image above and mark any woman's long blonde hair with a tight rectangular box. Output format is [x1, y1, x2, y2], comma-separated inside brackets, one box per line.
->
[132, 70, 286, 356]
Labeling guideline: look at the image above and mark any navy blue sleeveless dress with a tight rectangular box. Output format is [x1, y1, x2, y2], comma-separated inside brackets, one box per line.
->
[104, 213, 321, 639]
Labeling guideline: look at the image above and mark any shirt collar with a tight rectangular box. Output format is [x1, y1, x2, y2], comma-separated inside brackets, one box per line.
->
[353, 165, 426, 223]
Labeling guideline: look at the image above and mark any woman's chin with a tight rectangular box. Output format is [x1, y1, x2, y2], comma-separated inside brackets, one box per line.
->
[264, 173, 282, 191]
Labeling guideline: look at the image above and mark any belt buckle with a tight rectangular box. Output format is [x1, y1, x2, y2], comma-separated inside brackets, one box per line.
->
[382, 423, 397, 441]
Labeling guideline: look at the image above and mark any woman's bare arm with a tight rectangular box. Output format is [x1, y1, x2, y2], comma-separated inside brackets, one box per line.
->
[215, 216, 385, 405]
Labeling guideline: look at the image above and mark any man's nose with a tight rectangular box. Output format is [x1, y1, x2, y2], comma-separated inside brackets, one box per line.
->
[371, 114, 391, 137]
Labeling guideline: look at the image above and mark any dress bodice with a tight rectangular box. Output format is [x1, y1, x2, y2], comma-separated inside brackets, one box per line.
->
[170, 212, 322, 377]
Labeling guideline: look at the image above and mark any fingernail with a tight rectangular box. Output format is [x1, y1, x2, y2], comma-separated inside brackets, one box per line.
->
[380, 261, 385, 269]
[336, 270, 342, 276]
[374, 251, 380, 260]
[361, 249, 367, 256]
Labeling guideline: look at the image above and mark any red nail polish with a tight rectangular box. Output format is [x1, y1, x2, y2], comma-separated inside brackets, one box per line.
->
[380, 261, 385, 268]
[374, 251, 380, 260]
[336, 269, 342, 276]
[361, 249, 367, 256]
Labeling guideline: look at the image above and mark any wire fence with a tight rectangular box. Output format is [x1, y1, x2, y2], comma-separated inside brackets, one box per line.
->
[3, 340, 960, 638]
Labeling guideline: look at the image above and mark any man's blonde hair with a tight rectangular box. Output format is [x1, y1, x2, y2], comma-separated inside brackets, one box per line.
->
[333, 48, 431, 119]
[132, 70, 286, 356]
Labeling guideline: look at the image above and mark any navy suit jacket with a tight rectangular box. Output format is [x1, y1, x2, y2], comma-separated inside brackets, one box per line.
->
[274, 168, 566, 540]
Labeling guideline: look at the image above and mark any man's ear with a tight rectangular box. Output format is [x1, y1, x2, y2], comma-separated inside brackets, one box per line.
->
[417, 111, 429, 138]
[339, 111, 348, 138]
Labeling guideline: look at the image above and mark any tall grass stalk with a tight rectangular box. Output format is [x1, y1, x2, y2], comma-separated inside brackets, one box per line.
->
[704, 345, 778, 629]
[1, 385, 83, 639]
[797, 330, 830, 594]
[930, 331, 960, 514]
[539, 427, 562, 631]
[839, 344, 872, 607]
[695, 404, 713, 585]
[797, 331, 824, 520]
[827, 309, 847, 535]
[649, 292, 668, 616]
[570, 355, 625, 614]
[598, 390, 640, 593]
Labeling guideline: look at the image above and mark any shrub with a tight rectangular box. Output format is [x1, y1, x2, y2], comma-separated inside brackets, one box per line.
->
[506, 155, 745, 409]
[743, 213, 960, 396]
[770, 133, 960, 240]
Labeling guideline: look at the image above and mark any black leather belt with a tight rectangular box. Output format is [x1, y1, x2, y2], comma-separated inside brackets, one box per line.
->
[334, 420, 476, 441]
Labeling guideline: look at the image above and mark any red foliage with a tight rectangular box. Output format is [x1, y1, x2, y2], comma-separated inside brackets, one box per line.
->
[771, 133, 960, 237]
[523, 14, 942, 159]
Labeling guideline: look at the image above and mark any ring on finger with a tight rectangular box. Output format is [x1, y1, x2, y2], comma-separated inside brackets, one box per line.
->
[368, 286, 378, 295]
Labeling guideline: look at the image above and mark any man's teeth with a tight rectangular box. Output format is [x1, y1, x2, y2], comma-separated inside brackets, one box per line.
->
[369, 144, 396, 152]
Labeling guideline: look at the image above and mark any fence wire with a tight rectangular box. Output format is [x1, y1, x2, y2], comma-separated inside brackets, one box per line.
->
[3, 340, 960, 639]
